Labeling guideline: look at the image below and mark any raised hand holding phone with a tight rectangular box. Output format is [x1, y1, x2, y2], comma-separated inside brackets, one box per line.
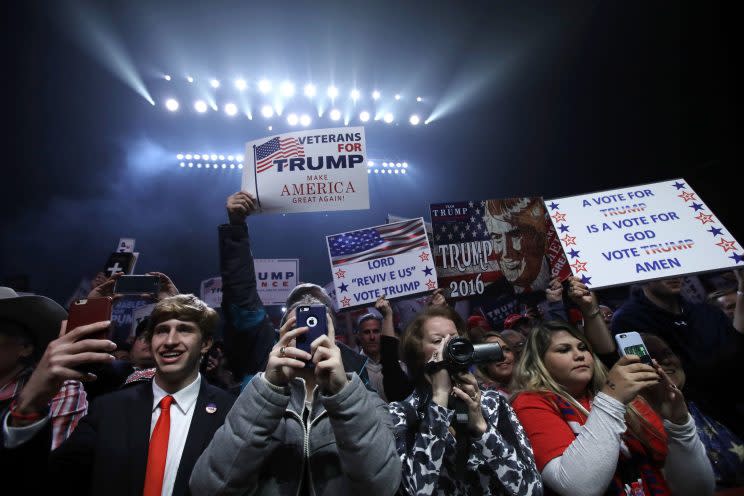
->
[264, 316, 312, 387]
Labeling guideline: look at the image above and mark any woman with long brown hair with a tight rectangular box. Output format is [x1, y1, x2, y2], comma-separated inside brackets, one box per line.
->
[511, 321, 713, 496]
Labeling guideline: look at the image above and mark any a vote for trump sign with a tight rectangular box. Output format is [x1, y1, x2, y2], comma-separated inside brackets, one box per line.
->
[241, 127, 370, 214]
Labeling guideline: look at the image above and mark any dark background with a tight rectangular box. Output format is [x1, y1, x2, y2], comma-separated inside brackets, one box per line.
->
[1, 1, 737, 305]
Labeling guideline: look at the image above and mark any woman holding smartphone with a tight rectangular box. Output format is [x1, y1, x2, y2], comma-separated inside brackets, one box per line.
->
[389, 305, 542, 496]
[511, 321, 714, 496]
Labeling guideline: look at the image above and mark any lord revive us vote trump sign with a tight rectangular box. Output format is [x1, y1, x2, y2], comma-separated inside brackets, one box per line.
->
[545, 179, 743, 289]
[241, 127, 369, 214]
[326, 218, 437, 309]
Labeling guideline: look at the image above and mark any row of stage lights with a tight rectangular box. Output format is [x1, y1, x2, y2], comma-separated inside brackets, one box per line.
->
[161, 74, 422, 103]
[175, 154, 409, 175]
[162, 99, 423, 126]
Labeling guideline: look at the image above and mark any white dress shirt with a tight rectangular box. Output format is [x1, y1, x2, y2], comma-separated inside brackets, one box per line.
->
[151, 374, 202, 496]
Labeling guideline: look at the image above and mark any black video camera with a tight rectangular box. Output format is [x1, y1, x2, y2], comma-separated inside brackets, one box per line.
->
[426, 337, 504, 375]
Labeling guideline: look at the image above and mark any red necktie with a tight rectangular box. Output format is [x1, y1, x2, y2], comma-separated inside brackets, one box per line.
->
[143, 395, 174, 496]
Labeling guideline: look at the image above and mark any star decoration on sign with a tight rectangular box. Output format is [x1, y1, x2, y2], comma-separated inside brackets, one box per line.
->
[672, 181, 686, 190]
[468, 201, 474, 208]
[422, 266, 433, 276]
[340, 296, 351, 307]
[426, 279, 437, 290]
[707, 226, 723, 237]
[548, 202, 560, 211]
[689, 202, 704, 212]
[694, 212, 714, 224]
[678, 191, 697, 202]
[558, 224, 570, 233]
[551, 212, 567, 223]
[730, 442, 744, 462]
[729, 252, 744, 264]
[419, 252, 430, 262]
[561, 234, 577, 247]
[338, 282, 349, 293]
[715, 238, 737, 253]
[334, 268, 346, 279]
[570, 259, 588, 273]
[568, 248, 581, 259]
[579, 275, 592, 285]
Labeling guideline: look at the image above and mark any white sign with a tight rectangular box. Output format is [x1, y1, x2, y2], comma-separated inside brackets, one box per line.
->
[200, 277, 223, 308]
[545, 179, 743, 289]
[200, 259, 299, 308]
[326, 218, 437, 309]
[117, 238, 135, 253]
[255, 259, 300, 305]
[241, 127, 369, 214]
[131, 303, 156, 337]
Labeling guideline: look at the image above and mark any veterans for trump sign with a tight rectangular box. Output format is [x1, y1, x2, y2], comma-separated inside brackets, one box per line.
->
[241, 127, 370, 214]
[326, 218, 437, 309]
[545, 178, 743, 289]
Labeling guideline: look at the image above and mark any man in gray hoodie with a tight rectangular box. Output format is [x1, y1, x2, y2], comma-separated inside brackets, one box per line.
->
[189, 297, 401, 495]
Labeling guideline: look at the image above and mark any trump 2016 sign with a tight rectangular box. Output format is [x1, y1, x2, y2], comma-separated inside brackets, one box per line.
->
[241, 127, 370, 214]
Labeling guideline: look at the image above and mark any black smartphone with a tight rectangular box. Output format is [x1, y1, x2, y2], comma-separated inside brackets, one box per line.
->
[114, 275, 160, 295]
[295, 304, 328, 367]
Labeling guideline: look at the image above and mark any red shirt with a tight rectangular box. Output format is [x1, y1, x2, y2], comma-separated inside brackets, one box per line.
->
[513, 391, 670, 495]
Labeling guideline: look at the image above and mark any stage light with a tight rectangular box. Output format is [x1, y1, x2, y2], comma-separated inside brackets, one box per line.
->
[261, 105, 274, 118]
[367, 160, 374, 166]
[401, 169, 407, 174]
[304, 83, 317, 98]
[185, 154, 192, 160]
[396, 162, 401, 167]
[374, 169, 379, 174]
[280, 81, 295, 97]
[186, 76, 194, 83]
[383, 162, 388, 167]
[230, 164, 235, 169]
[383, 112, 394, 123]
[176, 154, 184, 160]
[165, 99, 179, 111]
[359, 111, 370, 122]
[368, 169, 371, 174]
[416, 96, 423, 102]
[409, 114, 420, 125]
[180, 162, 185, 167]
[224, 103, 238, 116]
[327, 85, 339, 99]
[210, 154, 217, 160]
[329, 109, 341, 121]
[163, 74, 172, 81]
[372, 90, 381, 100]
[236, 154, 244, 161]
[300, 114, 311, 126]
[268, 126, 272, 131]
[394, 94, 401, 100]
[194, 100, 208, 113]
[219, 155, 225, 160]
[194, 154, 201, 160]
[203, 163, 208, 168]
[258, 79, 272, 94]
[287, 113, 299, 126]
[188, 162, 193, 167]
[222, 164, 227, 169]
[210, 79, 220, 88]
[238, 163, 244, 169]
[350, 89, 360, 101]
[235, 78, 247, 91]
[395, 169, 400, 174]
[196, 163, 202, 168]
[402, 162, 408, 168]
[228, 155, 234, 161]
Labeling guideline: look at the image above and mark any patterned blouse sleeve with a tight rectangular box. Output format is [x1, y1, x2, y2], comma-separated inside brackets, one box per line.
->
[389, 399, 455, 496]
[467, 391, 544, 496]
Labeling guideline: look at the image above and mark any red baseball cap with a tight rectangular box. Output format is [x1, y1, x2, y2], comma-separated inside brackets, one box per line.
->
[503, 313, 529, 329]
[467, 315, 490, 331]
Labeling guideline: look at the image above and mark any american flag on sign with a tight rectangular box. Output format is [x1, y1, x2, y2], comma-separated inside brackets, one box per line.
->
[329, 218, 428, 266]
[255, 136, 305, 173]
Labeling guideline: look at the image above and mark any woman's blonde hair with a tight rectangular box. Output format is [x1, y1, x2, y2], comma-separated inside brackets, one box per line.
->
[512, 321, 665, 453]
[512, 321, 606, 415]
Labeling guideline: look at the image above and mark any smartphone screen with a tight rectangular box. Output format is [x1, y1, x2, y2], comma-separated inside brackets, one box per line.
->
[114, 275, 160, 295]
